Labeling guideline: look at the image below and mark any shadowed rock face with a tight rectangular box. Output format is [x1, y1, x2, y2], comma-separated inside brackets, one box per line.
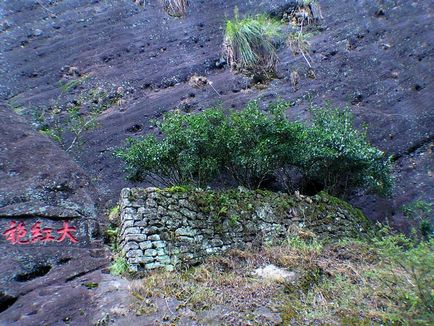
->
[0, 0, 432, 323]
[0, 106, 96, 220]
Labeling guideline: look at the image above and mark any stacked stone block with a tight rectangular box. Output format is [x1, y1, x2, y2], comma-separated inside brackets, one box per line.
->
[119, 188, 368, 272]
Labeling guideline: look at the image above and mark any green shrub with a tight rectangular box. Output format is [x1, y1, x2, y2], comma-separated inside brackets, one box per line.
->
[298, 106, 393, 196]
[224, 10, 282, 76]
[116, 108, 226, 186]
[220, 101, 305, 188]
[116, 102, 392, 197]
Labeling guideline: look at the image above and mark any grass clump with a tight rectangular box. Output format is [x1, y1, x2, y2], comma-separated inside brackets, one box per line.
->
[224, 9, 282, 77]
[110, 257, 128, 276]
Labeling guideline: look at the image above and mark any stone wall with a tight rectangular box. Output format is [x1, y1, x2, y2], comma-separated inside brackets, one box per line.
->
[118, 187, 369, 272]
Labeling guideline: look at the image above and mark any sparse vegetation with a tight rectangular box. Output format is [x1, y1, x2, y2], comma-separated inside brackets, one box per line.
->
[60, 75, 88, 93]
[117, 101, 392, 197]
[64, 106, 100, 151]
[224, 9, 282, 77]
[36, 80, 123, 151]
[128, 231, 433, 325]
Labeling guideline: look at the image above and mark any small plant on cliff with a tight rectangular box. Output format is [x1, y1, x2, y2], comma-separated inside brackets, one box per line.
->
[110, 257, 128, 276]
[224, 9, 282, 77]
[402, 200, 433, 240]
[162, 0, 188, 17]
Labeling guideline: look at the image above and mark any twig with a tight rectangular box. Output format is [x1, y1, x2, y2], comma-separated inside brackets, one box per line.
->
[300, 48, 312, 68]
[299, 20, 312, 68]
[208, 80, 221, 97]
[165, 297, 175, 315]
[36, 0, 54, 15]
[66, 118, 95, 152]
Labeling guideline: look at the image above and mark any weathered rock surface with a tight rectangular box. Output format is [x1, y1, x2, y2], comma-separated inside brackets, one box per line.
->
[0, 105, 96, 219]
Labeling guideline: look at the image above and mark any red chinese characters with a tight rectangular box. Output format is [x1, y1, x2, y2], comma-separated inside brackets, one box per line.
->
[56, 222, 78, 244]
[3, 221, 29, 244]
[2, 221, 78, 244]
[30, 221, 56, 243]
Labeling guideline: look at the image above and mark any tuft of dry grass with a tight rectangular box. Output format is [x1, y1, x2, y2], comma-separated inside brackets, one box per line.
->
[287, 30, 313, 68]
[161, 0, 188, 17]
[290, 70, 300, 90]
[223, 10, 282, 78]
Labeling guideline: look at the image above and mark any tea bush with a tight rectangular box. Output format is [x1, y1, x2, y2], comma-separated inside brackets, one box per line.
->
[299, 106, 393, 196]
[116, 101, 392, 196]
[219, 101, 305, 188]
[115, 108, 226, 186]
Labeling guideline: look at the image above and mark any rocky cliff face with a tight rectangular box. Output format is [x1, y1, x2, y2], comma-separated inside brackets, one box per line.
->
[0, 105, 108, 324]
[0, 0, 432, 324]
[1, 0, 432, 224]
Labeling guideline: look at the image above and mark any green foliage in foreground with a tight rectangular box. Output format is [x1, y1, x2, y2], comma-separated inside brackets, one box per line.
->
[373, 232, 433, 319]
[116, 101, 392, 196]
[129, 230, 433, 325]
[280, 232, 433, 324]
